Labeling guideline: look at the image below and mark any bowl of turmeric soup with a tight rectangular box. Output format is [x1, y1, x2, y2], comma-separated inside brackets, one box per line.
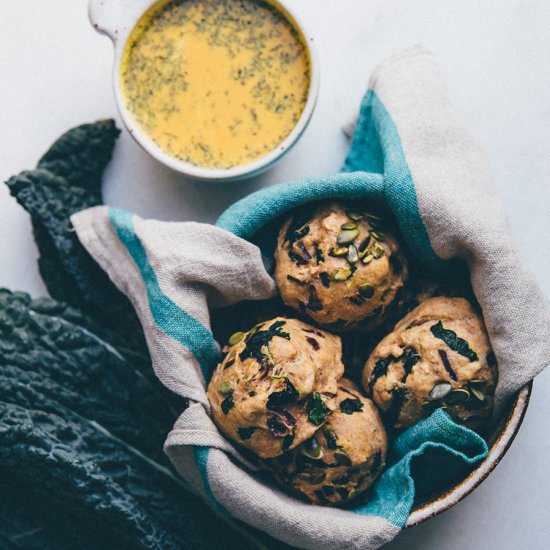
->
[89, 0, 319, 180]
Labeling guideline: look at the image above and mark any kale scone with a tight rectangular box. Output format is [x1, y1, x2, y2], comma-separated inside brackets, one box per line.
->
[362, 297, 498, 430]
[207, 317, 344, 459]
[274, 202, 408, 331]
[265, 379, 387, 506]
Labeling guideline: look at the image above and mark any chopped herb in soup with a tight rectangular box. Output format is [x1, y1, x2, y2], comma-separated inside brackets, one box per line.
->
[120, 0, 311, 168]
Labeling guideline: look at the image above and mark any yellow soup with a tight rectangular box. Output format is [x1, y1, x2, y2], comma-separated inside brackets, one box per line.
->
[120, 0, 311, 169]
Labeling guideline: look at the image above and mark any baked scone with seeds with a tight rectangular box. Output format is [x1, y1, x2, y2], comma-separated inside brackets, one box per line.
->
[207, 317, 344, 459]
[362, 297, 498, 430]
[274, 202, 408, 331]
[265, 379, 387, 506]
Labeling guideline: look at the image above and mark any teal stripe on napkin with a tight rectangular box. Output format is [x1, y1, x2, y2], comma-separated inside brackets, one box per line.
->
[217, 171, 384, 238]
[193, 446, 230, 516]
[108, 207, 219, 380]
[343, 90, 467, 279]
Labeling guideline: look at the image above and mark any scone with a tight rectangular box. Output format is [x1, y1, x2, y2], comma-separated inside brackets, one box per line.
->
[265, 379, 387, 506]
[207, 317, 344, 458]
[362, 297, 498, 430]
[274, 202, 408, 331]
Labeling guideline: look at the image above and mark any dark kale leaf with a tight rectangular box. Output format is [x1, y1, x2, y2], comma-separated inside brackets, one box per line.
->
[286, 223, 309, 244]
[37, 119, 120, 190]
[430, 321, 478, 362]
[0, 467, 120, 550]
[400, 348, 420, 375]
[314, 244, 325, 264]
[0, 400, 270, 550]
[237, 427, 255, 440]
[319, 272, 331, 288]
[370, 348, 418, 390]
[0, 289, 174, 461]
[0, 290, 271, 550]
[283, 208, 314, 245]
[438, 349, 457, 381]
[286, 275, 305, 285]
[288, 248, 310, 266]
[283, 207, 317, 265]
[306, 285, 322, 311]
[306, 393, 329, 426]
[5, 120, 146, 355]
[386, 386, 408, 427]
[339, 398, 364, 415]
[221, 394, 235, 415]
[369, 356, 395, 391]
[358, 235, 371, 252]
[0, 401, 182, 550]
[306, 337, 320, 351]
[266, 378, 298, 410]
[239, 320, 290, 367]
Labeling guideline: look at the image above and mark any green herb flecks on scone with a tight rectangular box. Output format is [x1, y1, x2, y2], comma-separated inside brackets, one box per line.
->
[207, 317, 344, 458]
[362, 297, 498, 430]
[274, 202, 408, 332]
[264, 379, 387, 506]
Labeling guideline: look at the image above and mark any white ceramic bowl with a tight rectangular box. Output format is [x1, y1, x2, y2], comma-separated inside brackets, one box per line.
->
[89, 0, 320, 181]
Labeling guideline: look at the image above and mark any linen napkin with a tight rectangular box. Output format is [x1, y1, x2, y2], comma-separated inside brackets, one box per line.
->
[71, 46, 550, 549]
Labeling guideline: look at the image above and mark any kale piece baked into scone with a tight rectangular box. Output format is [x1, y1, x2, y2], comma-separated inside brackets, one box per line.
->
[265, 379, 387, 506]
[207, 317, 344, 459]
[362, 297, 498, 430]
[274, 202, 408, 331]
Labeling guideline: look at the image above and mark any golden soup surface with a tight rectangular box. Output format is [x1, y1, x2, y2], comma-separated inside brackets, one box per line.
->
[120, 0, 311, 169]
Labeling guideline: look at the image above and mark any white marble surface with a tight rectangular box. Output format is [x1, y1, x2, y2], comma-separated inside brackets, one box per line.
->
[1, 1, 549, 548]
